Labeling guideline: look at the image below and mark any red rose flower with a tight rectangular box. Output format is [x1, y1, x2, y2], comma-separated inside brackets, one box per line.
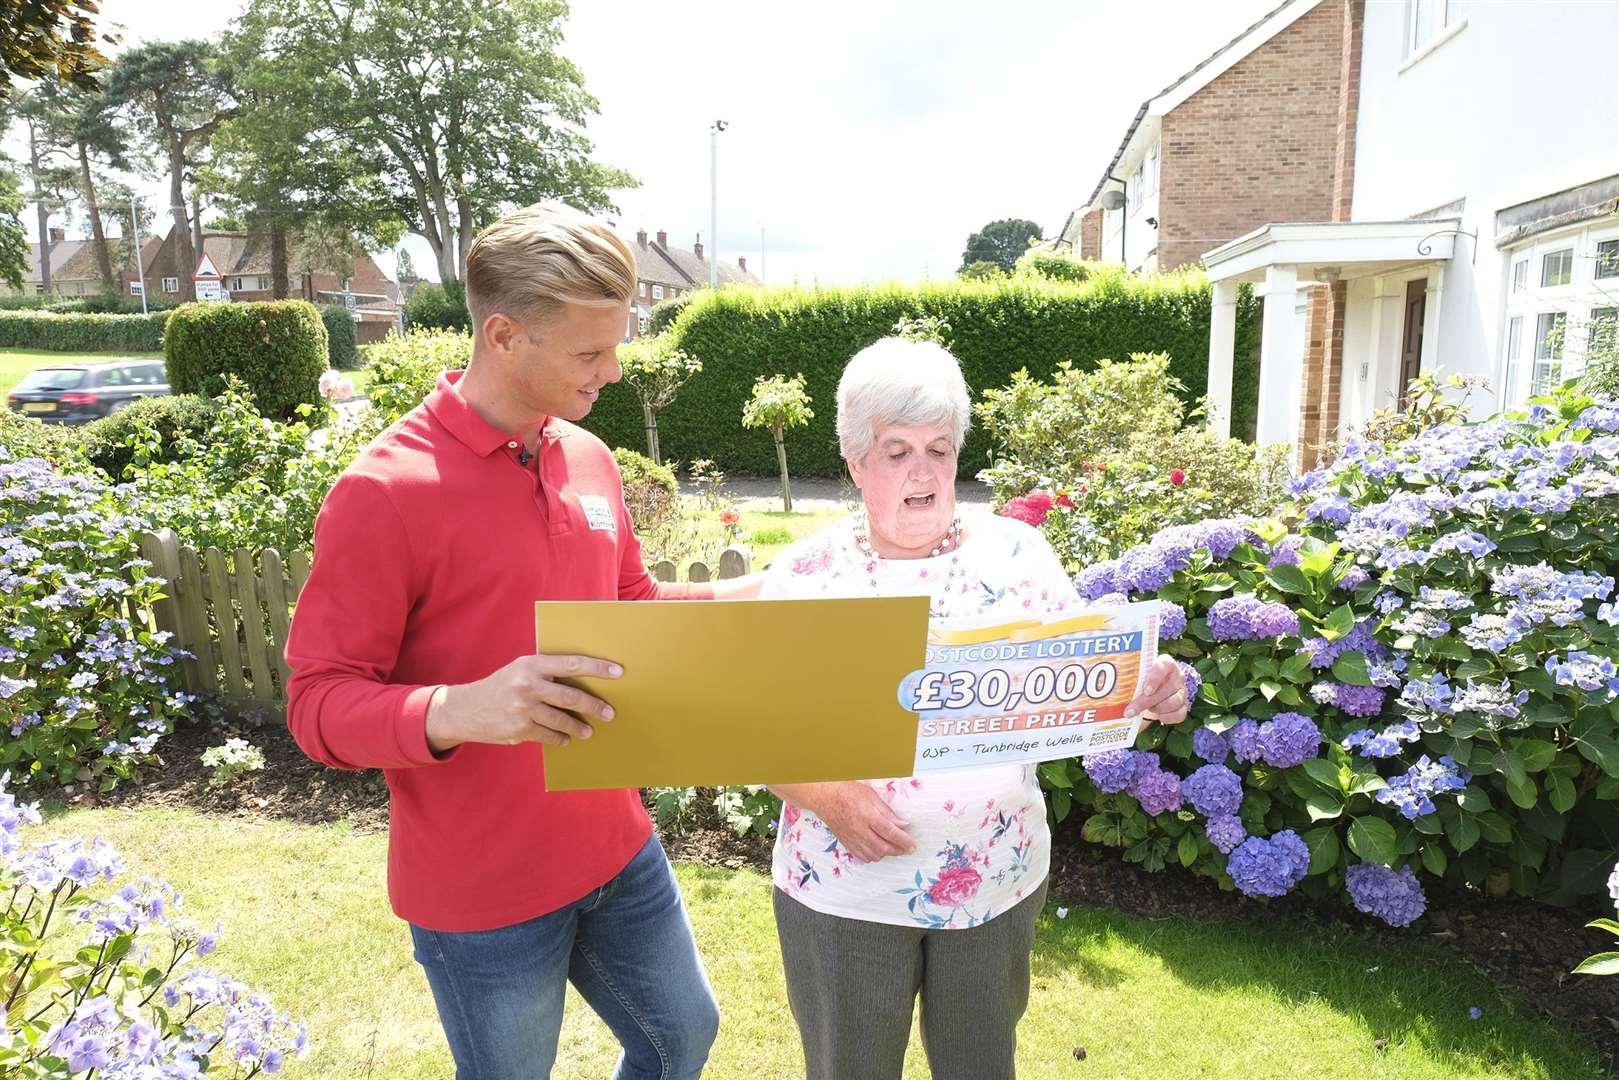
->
[928, 864, 983, 907]
[998, 495, 1049, 527]
[1055, 492, 1074, 509]
[1169, 469, 1186, 486]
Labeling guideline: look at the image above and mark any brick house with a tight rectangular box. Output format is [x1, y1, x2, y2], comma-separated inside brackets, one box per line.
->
[3, 228, 159, 299]
[626, 228, 757, 338]
[1068, 0, 1350, 273]
[1198, 0, 1619, 467]
[142, 228, 404, 344]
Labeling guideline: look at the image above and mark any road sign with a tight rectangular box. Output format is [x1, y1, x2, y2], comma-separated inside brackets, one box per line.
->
[195, 280, 223, 302]
[193, 252, 221, 281]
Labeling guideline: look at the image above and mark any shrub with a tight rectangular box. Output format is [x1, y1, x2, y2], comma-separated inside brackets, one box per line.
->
[201, 736, 267, 787]
[121, 379, 384, 556]
[362, 329, 471, 425]
[1013, 249, 1116, 284]
[404, 280, 470, 331]
[0, 453, 188, 788]
[649, 290, 696, 335]
[1047, 385, 1619, 921]
[580, 275, 1263, 478]
[0, 309, 170, 352]
[613, 447, 679, 537]
[0, 408, 84, 470]
[318, 303, 361, 369]
[163, 301, 327, 421]
[0, 776, 309, 1074]
[75, 394, 218, 479]
[46, 293, 181, 314]
[978, 353, 1290, 566]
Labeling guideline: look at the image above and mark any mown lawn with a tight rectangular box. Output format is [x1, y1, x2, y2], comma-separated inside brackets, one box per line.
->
[0, 347, 165, 397]
[31, 806, 1604, 1080]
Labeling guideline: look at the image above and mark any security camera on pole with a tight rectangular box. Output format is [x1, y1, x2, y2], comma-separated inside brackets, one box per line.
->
[709, 120, 727, 289]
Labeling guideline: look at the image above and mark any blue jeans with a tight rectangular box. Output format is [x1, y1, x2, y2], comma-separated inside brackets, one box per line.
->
[410, 834, 719, 1080]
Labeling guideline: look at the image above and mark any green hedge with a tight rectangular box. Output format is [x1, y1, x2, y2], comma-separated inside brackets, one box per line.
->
[404, 281, 470, 331]
[0, 309, 171, 352]
[319, 304, 360, 370]
[163, 300, 327, 420]
[583, 276, 1261, 478]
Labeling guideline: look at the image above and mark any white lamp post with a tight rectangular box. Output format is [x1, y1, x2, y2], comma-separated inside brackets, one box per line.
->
[709, 120, 727, 289]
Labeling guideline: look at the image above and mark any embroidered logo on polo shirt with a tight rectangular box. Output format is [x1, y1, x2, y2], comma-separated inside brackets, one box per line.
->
[579, 495, 617, 533]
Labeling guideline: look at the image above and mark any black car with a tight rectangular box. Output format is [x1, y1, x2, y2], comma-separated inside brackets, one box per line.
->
[6, 359, 170, 424]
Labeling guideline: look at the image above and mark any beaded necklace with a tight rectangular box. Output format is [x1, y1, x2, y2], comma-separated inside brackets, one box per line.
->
[851, 511, 967, 604]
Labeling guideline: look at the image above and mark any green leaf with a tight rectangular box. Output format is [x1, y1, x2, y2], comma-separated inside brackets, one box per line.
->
[1477, 812, 1514, 844]
[1497, 750, 1529, 787]
[1322, 603, 1356, 640]
[1299, 541, 1339, 576]
[1421, 845, 1448, 877]
[1515, 739, 1558, 772]
[1331, 651, 1372, 687]
[1037, 762, 1074, 789]
[1447, 813, 1480, 854]
[1178, 832, 1199, 868]
[1457, 787, 1491, 813]
[1258, 680, 1282, 702]
[1587, 918, 1619, 936]
[1305, 790, 1344, 821]
[1302, 758, 1343, 791]
[1347, 816, 1398, 866]
[1280, 653, 1315, 682]
[1302, 826, 1341, 874]
[1506, 772, 1538, 810]
[1574, 715, 1619, 778]
[1573, 952, 1619, 976]
[1547, 773, 1577, 813]
[1269, 564, 1311, 596]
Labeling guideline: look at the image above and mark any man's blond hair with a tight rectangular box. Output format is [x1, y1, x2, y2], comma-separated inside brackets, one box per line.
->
[464, 204, 637, 340]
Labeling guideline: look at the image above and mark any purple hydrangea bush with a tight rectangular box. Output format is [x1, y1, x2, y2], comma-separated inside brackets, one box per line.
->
[0, 774, 309, 1074]
[1, 453, 190, 788]
[1055, 389, 1619, 925]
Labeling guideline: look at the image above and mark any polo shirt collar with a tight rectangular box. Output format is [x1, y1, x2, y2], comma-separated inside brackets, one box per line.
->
[425, 370, 554, 457]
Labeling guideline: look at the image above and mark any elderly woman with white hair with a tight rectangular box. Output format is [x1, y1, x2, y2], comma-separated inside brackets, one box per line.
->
[761, 337, 1189, 1080]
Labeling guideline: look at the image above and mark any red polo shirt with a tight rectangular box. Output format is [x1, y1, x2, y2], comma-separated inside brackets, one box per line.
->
[285, 370, 708, 932]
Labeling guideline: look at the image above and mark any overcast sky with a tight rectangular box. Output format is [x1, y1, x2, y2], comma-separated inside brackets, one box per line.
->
[32, 0, 1279, 285]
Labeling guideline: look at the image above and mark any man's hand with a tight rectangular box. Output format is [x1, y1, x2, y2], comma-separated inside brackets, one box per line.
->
[1123, 654, 1190, 726]
[425, 653, 622, 754]
[770, 781, 915, 863]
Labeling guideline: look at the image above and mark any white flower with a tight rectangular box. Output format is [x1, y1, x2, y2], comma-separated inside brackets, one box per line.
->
[1055, 907, 1069, 919]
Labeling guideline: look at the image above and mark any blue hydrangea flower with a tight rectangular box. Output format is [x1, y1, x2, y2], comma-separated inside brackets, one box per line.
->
[1342, 717, 1421, 758]
[1345, 862, 1427, 927]
[1182, 764, 1243, 817]
[1228, 719, 1263, 765]
[1267, 536, 1303, 568]
[1376, 755, 1469, 819]
[1083, 749, 1137, 794]
[1159, 601, 1187, 641]
[1545, 650, 1619, 694]
[1258, 712, 1321, 768]
[1191, 726, 1230, 764]
[1338, 565, 1370, 591]
[1178, 661, 1202, 703]
[1208, 595, 1264, 641]
[1126, 754, 1184, 816]
[1227, 830, 1309, 898]
[1073, 562, 1121, 601]
[1251, 602, 1300, 638]
[1429, 530, 1496, 558]
[1205, 814, 1247, 855]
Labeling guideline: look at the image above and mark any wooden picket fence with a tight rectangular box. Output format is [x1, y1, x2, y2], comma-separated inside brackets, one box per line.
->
[134, 528, 751, 710]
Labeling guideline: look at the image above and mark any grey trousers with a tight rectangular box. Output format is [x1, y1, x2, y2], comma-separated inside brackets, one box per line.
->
[773, 881, 1048, 1080]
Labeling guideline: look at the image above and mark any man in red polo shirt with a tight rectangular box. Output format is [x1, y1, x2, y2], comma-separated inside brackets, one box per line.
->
[285, 205, 753, 1079]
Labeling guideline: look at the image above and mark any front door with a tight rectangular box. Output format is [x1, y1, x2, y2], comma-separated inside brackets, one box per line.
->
[1398, 278, 1427, 410]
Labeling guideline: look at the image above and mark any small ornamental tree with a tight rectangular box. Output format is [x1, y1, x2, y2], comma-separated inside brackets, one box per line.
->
[742, 373, 813, 511]
[618, 334, 701, 463]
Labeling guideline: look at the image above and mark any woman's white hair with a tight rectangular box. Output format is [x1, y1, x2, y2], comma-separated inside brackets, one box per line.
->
[836, 336, 972, 464]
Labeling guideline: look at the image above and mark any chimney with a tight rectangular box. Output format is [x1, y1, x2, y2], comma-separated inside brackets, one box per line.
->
[656, 229, 668, 247]
[693, 234, 704, 260]
[47, 226, 64, 243]
[636, 228, 647, 246]
[737, 256, 747, 272]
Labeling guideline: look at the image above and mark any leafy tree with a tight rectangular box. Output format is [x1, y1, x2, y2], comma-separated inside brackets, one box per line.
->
[203, 14, 403, 298]
[0, 0, 113, 92]
[232, 0, 634, 283]
[0, 167, 30, 289]
[618, 334, 701, 463]
[394, 246, 417, 285]
[741, 373, 813, 511]
[959, 218, 1042, 273]
[12, 81, 130, 294]
[959, 259, 1005, 281]
[101, 41, 238, 302]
